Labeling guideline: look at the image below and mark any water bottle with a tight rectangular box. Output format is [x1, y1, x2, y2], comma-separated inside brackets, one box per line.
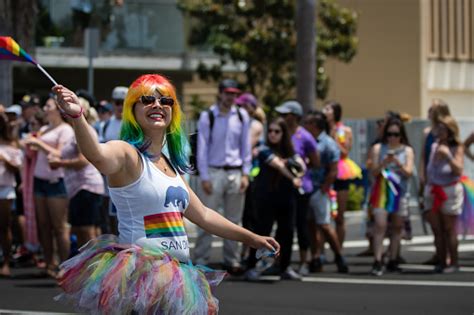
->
[255, 248, 275, 273]
[329, 189, 338, 219]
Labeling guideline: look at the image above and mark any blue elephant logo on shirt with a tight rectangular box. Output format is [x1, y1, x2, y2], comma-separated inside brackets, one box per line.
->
[164, 186, 189, 210]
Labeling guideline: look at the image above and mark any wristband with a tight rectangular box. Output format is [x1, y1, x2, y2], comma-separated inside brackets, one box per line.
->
[64, 107, 83, 119]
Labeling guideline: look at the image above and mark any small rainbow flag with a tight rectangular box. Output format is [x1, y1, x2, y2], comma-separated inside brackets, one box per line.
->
[369, 170, 401, 213]
[459, 176, 474, 235]
[144, 212, 186, 238]
[0, 36, 57, 85]
[0, 36, 36, 64]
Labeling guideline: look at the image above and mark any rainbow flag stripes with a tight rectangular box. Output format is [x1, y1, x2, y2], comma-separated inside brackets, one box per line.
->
[369, 171, 401, 213]
[144, 212, 186, 238]
[0, 36, 36, 64]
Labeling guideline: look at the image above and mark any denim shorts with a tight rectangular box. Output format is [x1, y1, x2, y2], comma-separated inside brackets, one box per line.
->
[309, 190, 331, 225]
[34, 177, 67, 198]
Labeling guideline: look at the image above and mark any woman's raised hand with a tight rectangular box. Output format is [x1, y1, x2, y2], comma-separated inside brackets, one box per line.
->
[52, 85, 82, 117]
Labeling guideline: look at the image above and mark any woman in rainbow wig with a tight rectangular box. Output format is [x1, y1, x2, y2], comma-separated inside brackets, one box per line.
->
[51, 74, 280, 314]
[323, 101, 362, 246]
[368, 118, 414, 276]
[423, 115, 466, 273]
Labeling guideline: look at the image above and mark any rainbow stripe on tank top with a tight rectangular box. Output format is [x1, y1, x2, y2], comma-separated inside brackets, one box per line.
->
[144, 212, 186, 238]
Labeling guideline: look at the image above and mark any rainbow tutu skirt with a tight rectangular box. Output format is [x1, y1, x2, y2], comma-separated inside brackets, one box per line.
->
[337, 158, 362, 180]
[55, 235, 226, 315]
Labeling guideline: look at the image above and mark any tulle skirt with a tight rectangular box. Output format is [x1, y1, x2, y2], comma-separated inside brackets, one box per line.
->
[55, 235, 226, 315]
[337, 158, 362, 180]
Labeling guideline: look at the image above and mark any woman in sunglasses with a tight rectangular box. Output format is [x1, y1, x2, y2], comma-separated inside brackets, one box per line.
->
[423, 115, 464, 273]
[245, 117, 305, 281]
[51, 74, 279, 314]
[368, 118, 414, 276]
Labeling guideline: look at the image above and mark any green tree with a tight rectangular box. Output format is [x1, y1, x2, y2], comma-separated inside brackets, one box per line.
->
[178, 0, 358, 110]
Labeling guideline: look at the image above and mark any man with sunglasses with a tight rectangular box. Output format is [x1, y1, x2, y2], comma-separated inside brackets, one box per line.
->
[193, 79, 252, 275]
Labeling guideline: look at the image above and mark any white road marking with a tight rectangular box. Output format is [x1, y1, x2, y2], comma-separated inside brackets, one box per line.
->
[406, 243, 474, 253]
[399, 264, 474, 272]
[0, 310, 75, 315]
[300, 277, 474, 287]
[188, 235, 474, 250]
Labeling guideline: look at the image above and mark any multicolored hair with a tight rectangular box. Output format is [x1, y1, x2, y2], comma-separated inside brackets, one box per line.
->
[120, 74, 192, 174]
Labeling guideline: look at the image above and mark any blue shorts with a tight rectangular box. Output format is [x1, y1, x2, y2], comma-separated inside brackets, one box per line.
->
[34, 177, 67, 198]
[309, 190, 331, 225]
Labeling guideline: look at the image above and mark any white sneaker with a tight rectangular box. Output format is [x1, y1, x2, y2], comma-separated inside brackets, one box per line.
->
[298, 264, 309, 277]
[244, 268, 261, 281]
[443, 265, 459, 274]
[281, 267, 302, 281]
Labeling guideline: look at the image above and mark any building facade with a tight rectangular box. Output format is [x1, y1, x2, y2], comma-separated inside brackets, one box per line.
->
[324, 0, 474, 119]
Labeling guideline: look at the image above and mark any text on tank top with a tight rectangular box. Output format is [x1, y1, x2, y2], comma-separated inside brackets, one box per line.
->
[108, 152, 191, 262]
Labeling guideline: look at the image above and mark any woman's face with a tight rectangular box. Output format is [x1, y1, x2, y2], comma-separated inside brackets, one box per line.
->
[241, 103, 256, 116]
[428, 105, 434, 121]
[435, 123, 449, 141]
[386, 124, 401, 145]
[267, 123, 283, 145]
[29, 117, 41, 132]
[322, 105, 334, 122]
[133, 91, 173, 134]
[43, 98, 60, 122]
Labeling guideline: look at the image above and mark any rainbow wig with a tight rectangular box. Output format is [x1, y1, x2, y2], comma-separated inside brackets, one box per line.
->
[120, 74, 192, 174]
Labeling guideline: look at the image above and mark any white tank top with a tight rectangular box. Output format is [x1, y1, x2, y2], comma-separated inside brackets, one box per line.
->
[108, 152, 190, 262]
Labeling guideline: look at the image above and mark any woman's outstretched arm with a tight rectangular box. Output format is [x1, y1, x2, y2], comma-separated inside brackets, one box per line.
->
[183, 177, 280, 255]
[52, 85, 132, 176]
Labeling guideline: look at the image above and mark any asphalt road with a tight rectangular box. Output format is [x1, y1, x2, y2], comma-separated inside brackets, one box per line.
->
[0, 212, 473, 315]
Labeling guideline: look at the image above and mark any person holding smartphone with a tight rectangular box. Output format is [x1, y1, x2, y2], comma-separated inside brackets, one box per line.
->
[368, 118, 414, 276]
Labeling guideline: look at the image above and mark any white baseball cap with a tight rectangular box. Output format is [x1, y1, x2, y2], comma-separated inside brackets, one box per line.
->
[5, 104, 22, 117]
[111, 86, 128, 101]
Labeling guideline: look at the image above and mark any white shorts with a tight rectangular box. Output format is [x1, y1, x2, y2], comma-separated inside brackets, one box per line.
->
[0, 186, 16, 200]
[424, 183, 464, 216]
[309, 190, 331, 225]
[372, 195, 409, 217]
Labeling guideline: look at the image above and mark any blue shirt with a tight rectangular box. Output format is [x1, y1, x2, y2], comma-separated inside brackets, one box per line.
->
[197, 104, 251, 181]
[311, 131, 340, 189]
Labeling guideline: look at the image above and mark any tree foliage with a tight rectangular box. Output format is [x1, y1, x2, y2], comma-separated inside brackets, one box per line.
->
[178, 0, 358, 109]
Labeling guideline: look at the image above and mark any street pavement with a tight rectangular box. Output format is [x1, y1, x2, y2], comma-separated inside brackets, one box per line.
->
[0, 212, 473, 314]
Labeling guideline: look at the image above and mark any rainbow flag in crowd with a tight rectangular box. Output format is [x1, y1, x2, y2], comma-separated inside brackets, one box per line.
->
[0, 36, 36, 64]
[0, 36, 57, 85]
[369, 169, 402, 213]
[460, 176, 474, 235]
[143, 212, 186, 238]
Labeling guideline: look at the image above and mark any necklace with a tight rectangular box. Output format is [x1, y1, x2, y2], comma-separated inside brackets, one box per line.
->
[157, 156, 168, 173]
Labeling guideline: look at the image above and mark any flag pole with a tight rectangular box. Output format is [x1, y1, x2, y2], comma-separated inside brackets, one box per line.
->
[36, 63, 58, 86]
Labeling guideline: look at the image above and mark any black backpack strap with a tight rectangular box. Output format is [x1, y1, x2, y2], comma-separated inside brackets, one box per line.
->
[101, 119, 111, 141]
[236, 107, 243, 123]
[208, 108, 215, 131]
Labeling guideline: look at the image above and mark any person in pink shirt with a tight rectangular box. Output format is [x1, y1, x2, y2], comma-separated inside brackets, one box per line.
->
[0, 113, 23, 277]
[49, 97, 104, 248]
[23, 98, 74, 277]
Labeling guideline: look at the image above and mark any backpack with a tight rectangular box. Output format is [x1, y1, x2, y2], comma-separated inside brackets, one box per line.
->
[189, 107, 243, 174]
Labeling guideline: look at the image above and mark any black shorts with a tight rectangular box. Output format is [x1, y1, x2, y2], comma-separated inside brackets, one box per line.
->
[69, 190, 103, 227]
[334, 179, 350, 191]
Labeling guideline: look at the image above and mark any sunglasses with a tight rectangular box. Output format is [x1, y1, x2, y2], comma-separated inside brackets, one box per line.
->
[268, 128, 282, 135]
[140, 95, 174, 106]
[387, 132, 401, 137]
